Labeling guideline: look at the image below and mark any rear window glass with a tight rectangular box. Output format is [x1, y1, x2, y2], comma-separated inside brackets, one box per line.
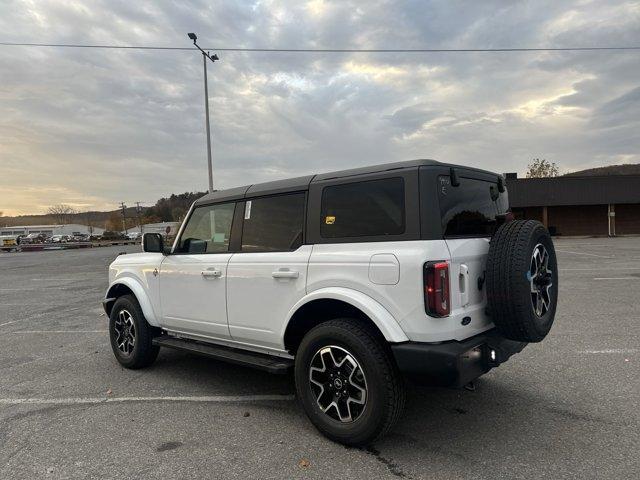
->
[438, 175, 508, 237]
[241, 193, 306, 252]
[320, 178, 405, 238]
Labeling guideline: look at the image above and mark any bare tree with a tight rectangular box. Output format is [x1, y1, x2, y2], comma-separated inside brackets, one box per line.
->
[526, 158, 559, 178]
[47, 204, 78, 224]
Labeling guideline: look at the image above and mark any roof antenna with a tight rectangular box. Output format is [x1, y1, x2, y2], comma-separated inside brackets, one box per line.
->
[450, 167, 460, 187]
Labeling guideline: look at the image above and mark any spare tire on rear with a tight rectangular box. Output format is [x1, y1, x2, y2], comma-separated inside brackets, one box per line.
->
[486, 220, 558, 342]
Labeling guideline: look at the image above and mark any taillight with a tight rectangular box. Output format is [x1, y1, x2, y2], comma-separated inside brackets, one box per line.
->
[424, 261, 450, 317]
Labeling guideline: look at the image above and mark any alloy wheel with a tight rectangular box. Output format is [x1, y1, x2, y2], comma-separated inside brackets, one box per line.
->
[309, 345, 367, 423]
[529, 243, 553, 317]
[113, 309, 136, 355]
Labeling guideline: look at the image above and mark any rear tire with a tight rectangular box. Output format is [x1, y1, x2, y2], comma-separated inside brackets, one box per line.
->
[486, 220, 558, 342]
[109, 295, 159, 369]
[294, 319, 405, 446]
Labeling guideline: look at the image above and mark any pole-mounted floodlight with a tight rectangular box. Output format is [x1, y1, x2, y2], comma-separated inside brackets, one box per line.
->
[187, 32, 219, 193]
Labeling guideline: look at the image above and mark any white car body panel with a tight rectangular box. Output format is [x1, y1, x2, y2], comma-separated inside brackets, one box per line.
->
[282, 286, 410, 344]
[444, 237, 494, 338]
[106, 237, 494, 347]
[159, 252, 233, 339]
[226, 245, 312, 349]
[307, 240, 493, 342]
[107, 252, 164, 326]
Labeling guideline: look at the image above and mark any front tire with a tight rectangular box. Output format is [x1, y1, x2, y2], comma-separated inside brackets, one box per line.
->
[109, 295, 159, 369]
[295, 319, 405, 446]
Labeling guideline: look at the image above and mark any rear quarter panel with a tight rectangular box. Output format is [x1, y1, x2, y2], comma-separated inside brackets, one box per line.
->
[307, 240, 491, 342]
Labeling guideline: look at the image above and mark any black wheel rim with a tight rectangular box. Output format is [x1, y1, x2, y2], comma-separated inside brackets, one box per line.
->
[308, 345, 367, 423]
[529, 243, 553, 317]
[113, 309, 136, 355]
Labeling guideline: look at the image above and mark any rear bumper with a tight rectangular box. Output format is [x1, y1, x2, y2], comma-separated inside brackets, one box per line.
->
[391, 329, 526, 388]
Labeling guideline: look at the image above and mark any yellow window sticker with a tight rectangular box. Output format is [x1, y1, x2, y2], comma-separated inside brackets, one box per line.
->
[325, 216, 336, 225]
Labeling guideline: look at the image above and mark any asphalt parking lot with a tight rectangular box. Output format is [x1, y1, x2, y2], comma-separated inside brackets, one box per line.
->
[0, 238, 638, 479]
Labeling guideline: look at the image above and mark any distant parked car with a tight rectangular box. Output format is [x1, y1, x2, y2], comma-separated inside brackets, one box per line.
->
[22, 233, 47, 244]
[127, 232, 142, 240]
[102, 231, 126, 241]
[89, 234, 103, 241]
[51, 235, 66, 243]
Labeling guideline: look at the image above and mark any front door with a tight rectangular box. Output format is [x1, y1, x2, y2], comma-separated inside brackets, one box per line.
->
[159, 201, 236, 339]
[227, 193, 309, 350]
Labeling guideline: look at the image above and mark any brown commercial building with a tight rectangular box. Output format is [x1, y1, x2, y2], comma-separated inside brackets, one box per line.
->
[506, 173, 640, 236]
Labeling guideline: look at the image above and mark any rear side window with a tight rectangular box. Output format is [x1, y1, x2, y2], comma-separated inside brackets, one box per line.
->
[438, 175, 508, 237]
[241, 193, 306, 252]
[177, 202, 236, 253]
[320, 178, 405, 238]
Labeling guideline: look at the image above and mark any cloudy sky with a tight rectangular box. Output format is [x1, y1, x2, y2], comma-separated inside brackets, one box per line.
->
[1, 0, 638, 215]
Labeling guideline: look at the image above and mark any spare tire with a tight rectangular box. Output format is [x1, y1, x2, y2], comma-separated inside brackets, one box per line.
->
[486, 220, 558, 342]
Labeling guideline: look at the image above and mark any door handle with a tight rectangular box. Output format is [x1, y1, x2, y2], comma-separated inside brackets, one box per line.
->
[272, 269, 299, 279]
[201, 268, 222, 278]
[459, 264, 469, 307]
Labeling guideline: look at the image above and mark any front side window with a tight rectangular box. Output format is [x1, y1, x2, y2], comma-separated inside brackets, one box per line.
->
[177, 202, 235, 253]
[320, 178, 405, 238]
[241, 193, 306, 252]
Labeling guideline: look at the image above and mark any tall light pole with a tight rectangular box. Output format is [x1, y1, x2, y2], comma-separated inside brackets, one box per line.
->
[188, 33, 219, 193]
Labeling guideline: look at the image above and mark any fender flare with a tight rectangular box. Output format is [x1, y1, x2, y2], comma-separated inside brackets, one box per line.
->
[282, 287, 409, 343]
[105, 277, 160, 327]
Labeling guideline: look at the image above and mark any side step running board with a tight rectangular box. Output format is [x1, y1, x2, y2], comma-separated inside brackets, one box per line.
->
[152, 335, 293, 374]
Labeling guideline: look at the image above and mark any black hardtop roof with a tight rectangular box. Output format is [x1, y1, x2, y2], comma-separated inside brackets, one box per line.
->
[194, 159, 501, 205]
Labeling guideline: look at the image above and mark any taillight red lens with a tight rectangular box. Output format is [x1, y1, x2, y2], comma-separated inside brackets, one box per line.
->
[424, 261, 450, 317]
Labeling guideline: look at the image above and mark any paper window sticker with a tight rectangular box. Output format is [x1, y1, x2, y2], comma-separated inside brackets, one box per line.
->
[325, 215, 336, 225]
[245, 201, 252, 220]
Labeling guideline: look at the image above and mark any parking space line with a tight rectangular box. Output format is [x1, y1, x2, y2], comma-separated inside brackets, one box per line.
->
[561, 267, 640, 271]
[579, 348, 637, 354]
[0, 287, 68, 291]
[0, 320, 21, 328]
[7, 330, 107, 334]
[555, 244, 615, 248]
[555, 249, 613, 258]
[0, 305, 88, 329]
[0, 394, 295, 406]
[593, 277, 637, 281]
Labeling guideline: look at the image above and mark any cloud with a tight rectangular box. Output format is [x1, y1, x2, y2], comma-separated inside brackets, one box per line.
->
[0, 0, 639, 215]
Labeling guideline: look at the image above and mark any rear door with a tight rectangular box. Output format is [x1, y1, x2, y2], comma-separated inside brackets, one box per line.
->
[435, 171, 509, 326]
[226, 192, 310, 350]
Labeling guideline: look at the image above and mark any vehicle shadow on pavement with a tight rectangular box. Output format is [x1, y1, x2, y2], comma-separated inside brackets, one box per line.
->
[135, 348, 627, 478]
[147, 348, 296, 395]
[368, 379, 628, 477]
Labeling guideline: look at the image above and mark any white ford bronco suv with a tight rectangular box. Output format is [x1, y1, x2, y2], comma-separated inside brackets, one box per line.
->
[104, 160, 558, 445]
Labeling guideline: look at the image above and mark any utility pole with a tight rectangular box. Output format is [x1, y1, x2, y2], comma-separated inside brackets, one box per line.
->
[187, 32, 219, 193]
[135, 202, 143, 233]
[86, 211, 93, 235]
[120, 202, 128, 234]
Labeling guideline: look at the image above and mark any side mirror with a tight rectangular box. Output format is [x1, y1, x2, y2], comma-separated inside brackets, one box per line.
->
[142, 233, 165, 254]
